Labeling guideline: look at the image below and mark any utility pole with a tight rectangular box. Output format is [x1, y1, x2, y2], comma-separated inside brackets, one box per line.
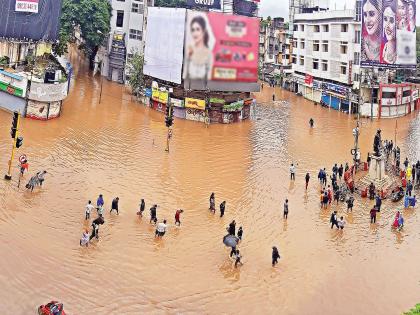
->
[5, 111, 23, 180]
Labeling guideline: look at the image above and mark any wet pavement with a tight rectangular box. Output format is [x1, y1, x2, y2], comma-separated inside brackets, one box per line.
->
[0, 51, 420, 314]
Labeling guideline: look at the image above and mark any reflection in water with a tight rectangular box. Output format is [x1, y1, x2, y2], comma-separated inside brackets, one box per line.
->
[0, 51, 419, 314]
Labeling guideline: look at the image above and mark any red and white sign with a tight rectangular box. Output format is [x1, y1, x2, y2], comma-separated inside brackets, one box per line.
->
[19, 154, 27, 163]
[15, 0, 39, 13]
[304, 74, 313, 87]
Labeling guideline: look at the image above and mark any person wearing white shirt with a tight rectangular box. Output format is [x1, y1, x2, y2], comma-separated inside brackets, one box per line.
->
[338, 216, 346, 230]
[85, 200, 94, 220]
[155, 220, 168, 237]
[290, 163, 296, 181]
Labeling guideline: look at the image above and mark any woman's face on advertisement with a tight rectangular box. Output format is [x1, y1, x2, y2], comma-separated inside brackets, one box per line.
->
[383, 7, 396, 41]
[398, 0, 407, 19]
[363, 0, 380, 35]
[191, 22, 204, 44]
[408, 3, 415, 19]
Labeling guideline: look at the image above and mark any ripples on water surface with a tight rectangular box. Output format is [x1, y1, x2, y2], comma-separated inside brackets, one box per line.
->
[0, 53, 419, 314]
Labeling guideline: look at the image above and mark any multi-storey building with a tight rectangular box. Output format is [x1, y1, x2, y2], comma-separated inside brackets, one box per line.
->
[291, 8, 361, 113]
[102, 0, 154, 83]
[259, 17, 285, 84]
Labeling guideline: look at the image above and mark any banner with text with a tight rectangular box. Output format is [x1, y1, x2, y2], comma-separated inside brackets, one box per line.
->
[16, 0, 39, 13]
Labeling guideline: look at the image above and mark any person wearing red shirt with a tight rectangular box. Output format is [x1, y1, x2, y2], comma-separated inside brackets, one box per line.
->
[175, 209, 184, 226]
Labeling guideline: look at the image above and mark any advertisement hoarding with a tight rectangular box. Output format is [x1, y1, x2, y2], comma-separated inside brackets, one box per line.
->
[186, 0, 221, 10]
[15, 0, 39, 13]
[183, 11, 259, 89]
[361, 0, 416, 68]
[143, 8, 186, 84]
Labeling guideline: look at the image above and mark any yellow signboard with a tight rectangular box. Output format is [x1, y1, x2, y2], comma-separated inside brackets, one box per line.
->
[151, 89, 169, 104]
[185, 97, 205, 110]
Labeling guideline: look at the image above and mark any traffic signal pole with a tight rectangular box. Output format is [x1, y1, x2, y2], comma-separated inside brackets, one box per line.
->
[5, 112, 20, 180]
[165, 98, 174, 153]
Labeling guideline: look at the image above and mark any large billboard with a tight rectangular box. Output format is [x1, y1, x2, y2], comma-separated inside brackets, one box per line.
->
[0, 0, 61, 41]
[183, 11, 259, 90]
[186, 0, 221, 10]
[143, 7, 186, 84]
[361, 0, 416, 68]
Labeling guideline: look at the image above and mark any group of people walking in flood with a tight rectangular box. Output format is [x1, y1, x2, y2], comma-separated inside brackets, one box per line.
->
[80, 194, 185, 246]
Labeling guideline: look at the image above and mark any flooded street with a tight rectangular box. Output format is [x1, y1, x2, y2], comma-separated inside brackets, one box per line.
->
[1, 52, 420, 315]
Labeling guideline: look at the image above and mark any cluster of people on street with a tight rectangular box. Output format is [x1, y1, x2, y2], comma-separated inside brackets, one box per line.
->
[80, 193, 186, 246]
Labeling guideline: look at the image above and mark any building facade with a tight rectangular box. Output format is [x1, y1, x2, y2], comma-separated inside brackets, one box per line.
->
[102, 0, 154, 83]
[291, 9, 361, 113]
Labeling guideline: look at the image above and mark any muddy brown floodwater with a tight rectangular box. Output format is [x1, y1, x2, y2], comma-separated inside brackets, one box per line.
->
[0, 52, 420, 315]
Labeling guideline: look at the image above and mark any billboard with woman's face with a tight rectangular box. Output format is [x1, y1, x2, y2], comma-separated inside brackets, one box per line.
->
[361, 0, 416, 68]
[183, 11, 259, 88]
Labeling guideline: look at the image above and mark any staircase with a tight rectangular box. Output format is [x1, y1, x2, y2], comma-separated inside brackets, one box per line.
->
[108, 31, 126, 84]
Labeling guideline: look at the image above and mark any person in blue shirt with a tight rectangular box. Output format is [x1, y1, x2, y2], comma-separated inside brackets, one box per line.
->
[97, 194, 104, 216]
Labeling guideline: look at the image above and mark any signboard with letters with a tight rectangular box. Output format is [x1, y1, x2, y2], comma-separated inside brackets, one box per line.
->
[15, 0, 39, 13]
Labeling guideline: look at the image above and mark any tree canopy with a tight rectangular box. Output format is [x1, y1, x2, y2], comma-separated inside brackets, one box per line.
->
[54, 0, 112, 63]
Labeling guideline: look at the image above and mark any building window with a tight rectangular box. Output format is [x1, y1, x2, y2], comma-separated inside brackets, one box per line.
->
[355, 0, 362, 21]
[300, 25, 305, 31]
[354, 30, 361, 44]
[299, 56, 304, 65]
[322, 60, 328, 71]
[341, 24, 348, 32]
[322, 24, 329, 32]
[354, 52, 360, 65]
[314, 25, 320, 32]
[340, 63, 347, 75]
[313, 40, 319, 52]
[313, 59, 319, 70]
[300, 39, 305, 49]
[292, 56, 297, 64]
[293, 24, 298, 31]
[293, 40, 297, 48]
[354, 73, 359, 82]
[340, 42, 348, 54]
[322, 41, 328, 52]
[132, 2, 144, 13]
[129, 29, 142, 40]
[116, 11, 124, 27]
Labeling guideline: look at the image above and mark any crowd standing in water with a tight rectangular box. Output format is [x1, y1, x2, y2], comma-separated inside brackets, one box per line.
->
[69, 122, 419, 268]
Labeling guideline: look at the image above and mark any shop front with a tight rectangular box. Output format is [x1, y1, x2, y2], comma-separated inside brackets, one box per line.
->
[379, 84, 418, 118]
[26, 81, 68, 120]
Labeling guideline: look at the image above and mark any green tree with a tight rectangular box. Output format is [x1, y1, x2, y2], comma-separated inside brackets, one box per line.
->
[403, 303, 420, 315]
[154, 0, 186, 7]
[127, 51, 145, 97]
[54, 0, 112, 69]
